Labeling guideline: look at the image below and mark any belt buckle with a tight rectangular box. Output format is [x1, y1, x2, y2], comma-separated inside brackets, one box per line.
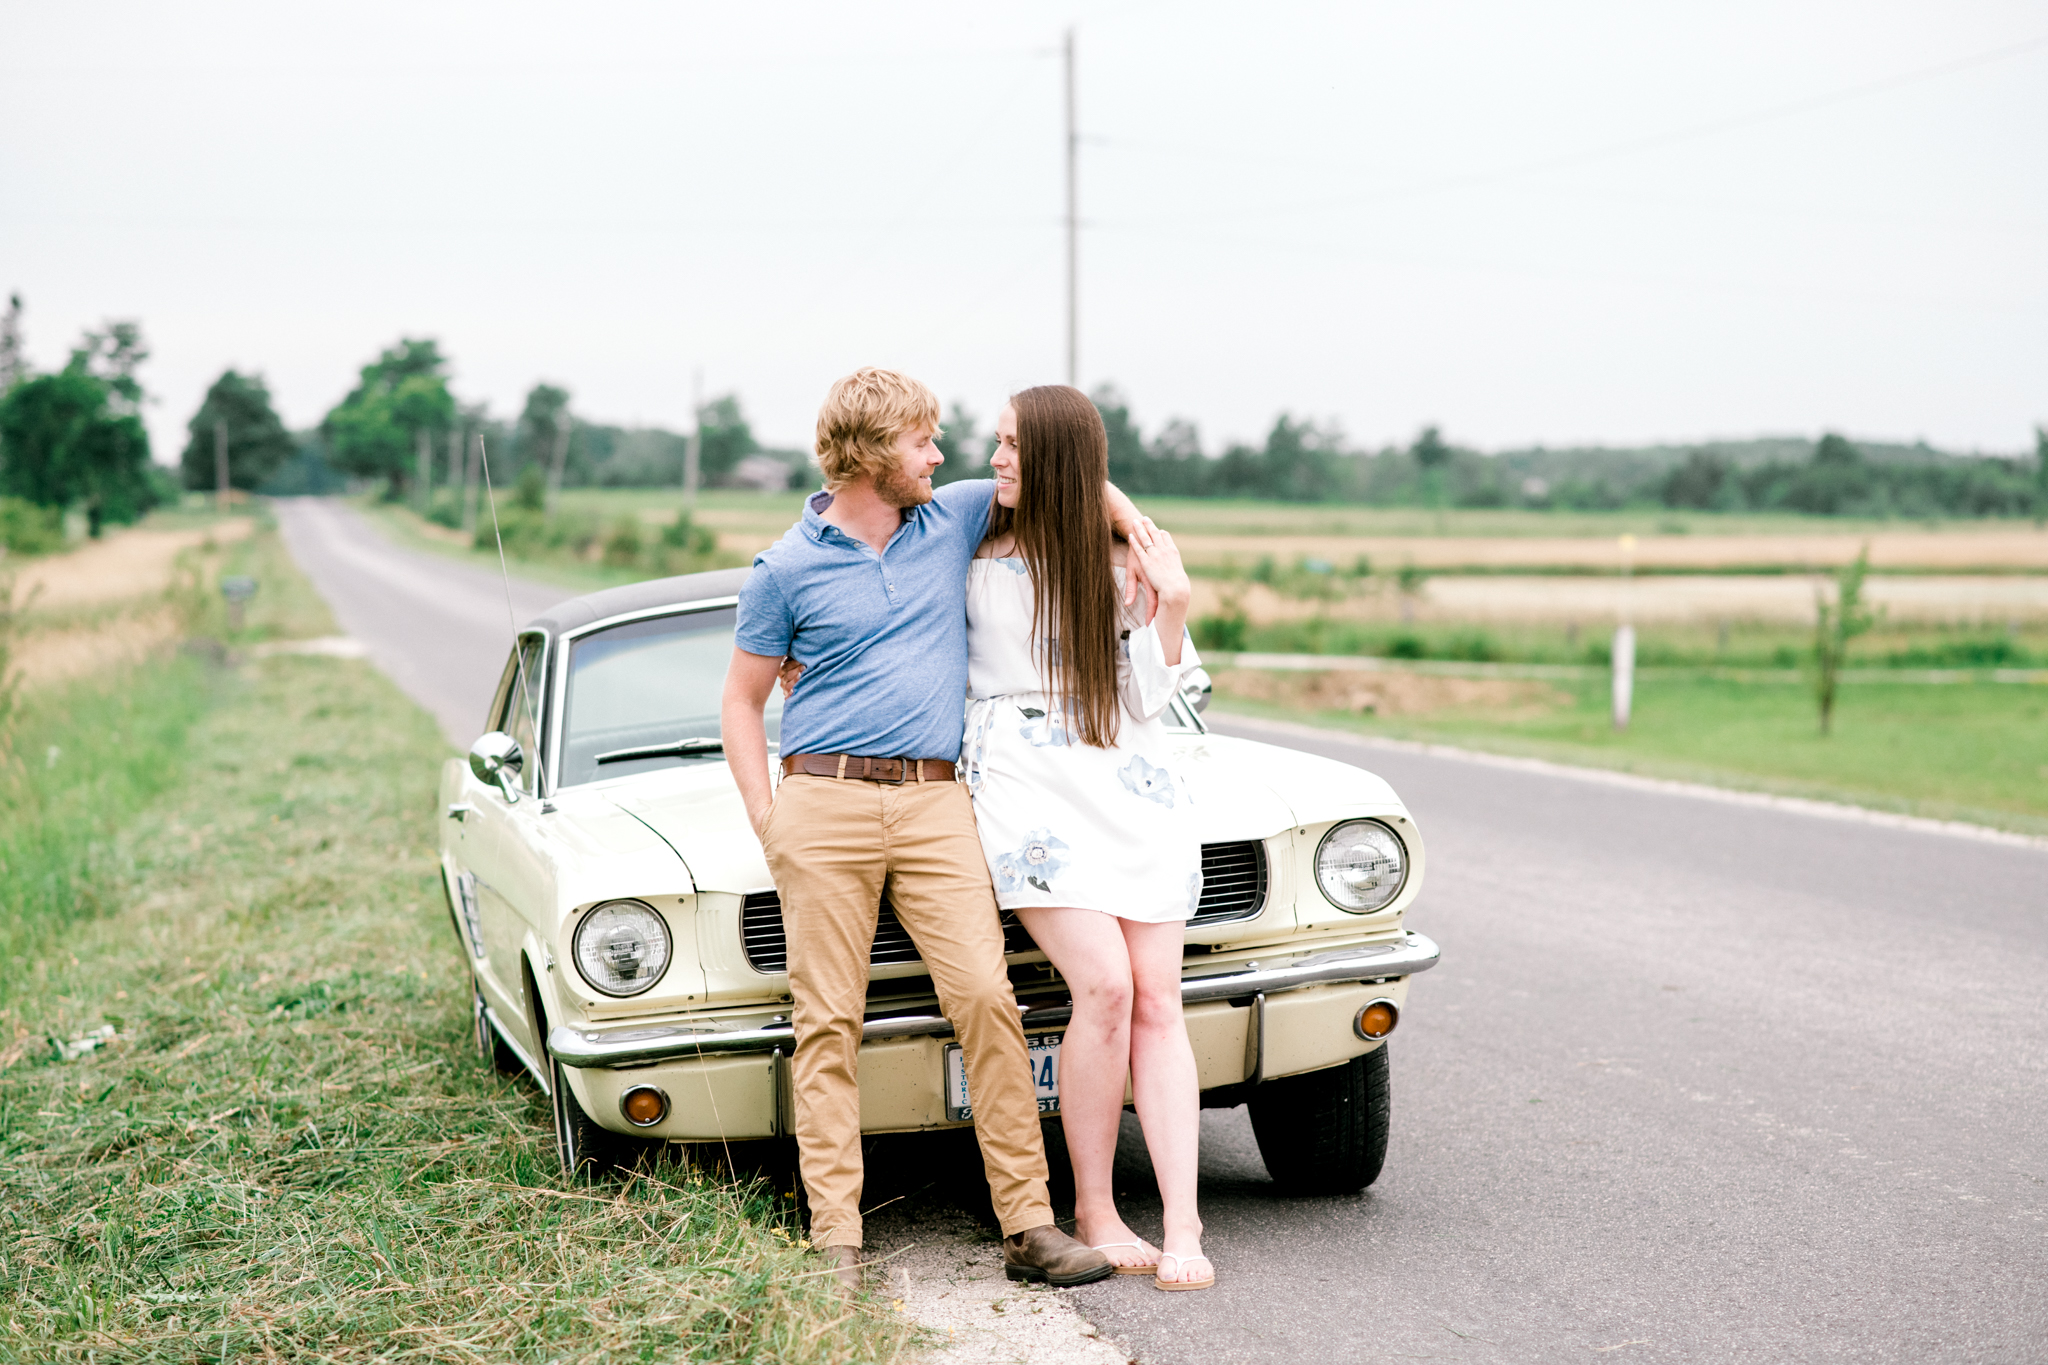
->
[878, 756, 909, 785]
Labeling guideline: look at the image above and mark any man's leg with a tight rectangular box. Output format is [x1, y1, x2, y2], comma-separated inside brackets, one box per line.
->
[760, 775, 886, 1250]
[880, 780, 1054, 1236]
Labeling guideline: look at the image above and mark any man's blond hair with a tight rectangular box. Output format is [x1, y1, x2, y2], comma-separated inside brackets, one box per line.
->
[813, 367, 942, 490]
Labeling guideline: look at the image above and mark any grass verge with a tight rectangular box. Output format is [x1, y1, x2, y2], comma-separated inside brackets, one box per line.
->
[1212, 673, 2048, 836]
[0, 540, 910, 1363]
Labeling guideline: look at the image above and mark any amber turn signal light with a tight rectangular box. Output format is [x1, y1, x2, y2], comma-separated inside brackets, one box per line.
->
[1354, 998, 1400, 1041]
[620, 1085, 670, 1128]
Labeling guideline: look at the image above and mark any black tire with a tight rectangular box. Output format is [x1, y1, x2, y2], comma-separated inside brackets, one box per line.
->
[472, 979, 523, 1076]
[1248, 1045, 1390, 1195]
[551, 1054, 640, 1182]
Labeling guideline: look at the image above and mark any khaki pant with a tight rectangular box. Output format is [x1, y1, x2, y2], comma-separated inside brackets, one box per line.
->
[760, 774, 1052, 1248]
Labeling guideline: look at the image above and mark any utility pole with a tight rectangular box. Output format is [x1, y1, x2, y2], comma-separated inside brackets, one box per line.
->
[214, 418, 230, 512]
[1063, 26, 1078, 388]
[682, 365, 703, 510]
[461, 431, 480, 535]
[445, 425, 462, 518]
[545, 407, 570, 516]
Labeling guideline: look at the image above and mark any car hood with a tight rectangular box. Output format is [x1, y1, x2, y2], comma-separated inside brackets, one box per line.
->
[580, 732, 1404, 895]
[1169, 731, 1406, 835]
[601, 763, 770, 894]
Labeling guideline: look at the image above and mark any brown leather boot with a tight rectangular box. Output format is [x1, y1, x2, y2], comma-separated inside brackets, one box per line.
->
[818, 1244, 862, 1297]
[1002, 1225, 1115, 1286]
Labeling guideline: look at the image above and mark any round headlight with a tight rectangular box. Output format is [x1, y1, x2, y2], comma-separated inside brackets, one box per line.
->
[572, 900, 672, 997]
[1314, 820, 1407, 914]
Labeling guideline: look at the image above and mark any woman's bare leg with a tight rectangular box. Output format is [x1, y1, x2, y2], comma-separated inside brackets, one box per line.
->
[1014, 906, 1156, 1269]
[1123, 918, 1206, 1282]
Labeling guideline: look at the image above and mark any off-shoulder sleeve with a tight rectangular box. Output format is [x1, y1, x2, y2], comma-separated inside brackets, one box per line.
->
[1116, 591, 1203, 722]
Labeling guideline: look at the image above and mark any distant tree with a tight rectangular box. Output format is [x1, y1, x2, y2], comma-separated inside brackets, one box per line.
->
[1090, 387, 1154, 491]
[1410, 425, 1451, 508]
[517, 383, 572, 510]
[1812, 544, 1877, 736]
[933, 402, 986, 486]
[0, 373, 155, 536]
[1261, 415, 1344, 501]
[1659, 450, 1732, 510]
[322, 338, 455, 495]
[180, 370, 294, 491]
[2035, 426, 2048, 525]
[0, 294, 23, 394]
[0, 320, 159, 536]
[1410, 426, 1451, 471]
[696, 394, 759, 484]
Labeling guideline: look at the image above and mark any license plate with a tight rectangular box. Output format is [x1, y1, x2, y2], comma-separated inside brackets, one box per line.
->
[944, 1032, 1061, 1122]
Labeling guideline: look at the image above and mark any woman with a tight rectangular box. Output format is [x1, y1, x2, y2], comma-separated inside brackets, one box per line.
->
[961, 384, 1212, 1292]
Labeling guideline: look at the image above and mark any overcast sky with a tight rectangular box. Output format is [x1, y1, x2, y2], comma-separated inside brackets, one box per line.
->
[5, 1, 2044, 464]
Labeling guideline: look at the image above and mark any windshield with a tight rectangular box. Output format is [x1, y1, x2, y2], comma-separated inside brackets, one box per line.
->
[559, 606, 780, 787]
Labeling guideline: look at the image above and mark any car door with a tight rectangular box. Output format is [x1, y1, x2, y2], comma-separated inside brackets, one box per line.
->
[457, 631, 553, 1063]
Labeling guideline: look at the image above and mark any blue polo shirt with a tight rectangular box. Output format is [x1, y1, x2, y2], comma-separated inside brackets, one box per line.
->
[735, 479, 997, 762]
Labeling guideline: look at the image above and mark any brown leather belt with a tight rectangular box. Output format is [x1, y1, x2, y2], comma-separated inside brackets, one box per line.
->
[781, 753, 955, 784]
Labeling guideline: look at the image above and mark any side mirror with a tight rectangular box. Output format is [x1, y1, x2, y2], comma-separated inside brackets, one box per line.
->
[1180, 667, 1213, 715]
[469, 731, 525, 803]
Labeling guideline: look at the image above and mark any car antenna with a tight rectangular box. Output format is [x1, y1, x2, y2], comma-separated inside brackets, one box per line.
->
[478, 437, 554, 810]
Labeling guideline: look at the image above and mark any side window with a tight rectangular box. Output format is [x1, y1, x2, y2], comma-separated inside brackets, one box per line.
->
[493, 635, 547, 792]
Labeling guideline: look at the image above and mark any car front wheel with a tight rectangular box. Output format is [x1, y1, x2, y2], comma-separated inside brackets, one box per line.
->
[550, 1055, 641, 1182]
[1248, 1045, 1390, 1195]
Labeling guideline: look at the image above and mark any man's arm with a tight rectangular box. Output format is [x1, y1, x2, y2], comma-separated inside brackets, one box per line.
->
[721, 648, 788, 838]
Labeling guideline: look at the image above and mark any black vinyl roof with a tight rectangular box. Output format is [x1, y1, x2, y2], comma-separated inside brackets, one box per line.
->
[527, 566, 754, 636]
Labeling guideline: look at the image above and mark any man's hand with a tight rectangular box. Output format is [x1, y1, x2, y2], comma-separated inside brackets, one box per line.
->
[721, 648, 787, 839]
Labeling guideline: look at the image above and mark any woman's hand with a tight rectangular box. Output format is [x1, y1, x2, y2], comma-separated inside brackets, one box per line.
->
[777, 655, 804, 698]
[1123, 528, 1192, 663]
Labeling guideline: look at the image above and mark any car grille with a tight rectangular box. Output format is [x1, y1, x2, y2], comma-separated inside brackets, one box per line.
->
[1191, 840, 1267, 926]
[738, 840, 1268, 973]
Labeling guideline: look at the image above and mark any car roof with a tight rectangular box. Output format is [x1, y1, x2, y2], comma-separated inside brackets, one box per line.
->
[527, 566, 754, 636]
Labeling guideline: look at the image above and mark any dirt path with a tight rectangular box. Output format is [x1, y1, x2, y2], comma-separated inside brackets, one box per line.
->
[1171, 526, 2048, 571]
[1194, 573, 2048, 625]
[7, 519, 254, 612]
[12, 607, 184, 691]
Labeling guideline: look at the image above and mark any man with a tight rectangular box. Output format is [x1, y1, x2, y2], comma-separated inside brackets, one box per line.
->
[721, 367, 1152, 1294]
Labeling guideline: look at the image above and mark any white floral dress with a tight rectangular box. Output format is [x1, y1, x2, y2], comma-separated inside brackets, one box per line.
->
[961, 556, 1205, 923]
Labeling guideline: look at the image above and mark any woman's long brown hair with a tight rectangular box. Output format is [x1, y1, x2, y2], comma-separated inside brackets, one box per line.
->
[986, 385, 1121, 748]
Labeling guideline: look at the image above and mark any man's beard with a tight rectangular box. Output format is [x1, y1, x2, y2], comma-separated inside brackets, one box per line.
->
[874, 461, 934, 508]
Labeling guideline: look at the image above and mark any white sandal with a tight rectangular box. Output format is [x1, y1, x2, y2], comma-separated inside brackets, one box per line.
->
[1153, 1252, 1215, 1292]
[1091, 1240, 1161, 1276]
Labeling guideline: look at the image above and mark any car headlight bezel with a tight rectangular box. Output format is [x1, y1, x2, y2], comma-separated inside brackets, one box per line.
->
[1313, 819, 1408, 915]
[571, 899, 673, 997]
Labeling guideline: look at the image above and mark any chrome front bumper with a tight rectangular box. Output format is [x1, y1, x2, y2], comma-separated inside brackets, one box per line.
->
[548, 931, 1440, 1070]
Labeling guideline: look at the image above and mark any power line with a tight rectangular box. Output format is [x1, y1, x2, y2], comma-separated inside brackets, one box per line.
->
[1098, 31, 2048, 227]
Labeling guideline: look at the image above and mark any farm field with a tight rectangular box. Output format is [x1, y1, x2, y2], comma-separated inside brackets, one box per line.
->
[1211, 669, 2048, 836]
[538, 489, 2048, 569]
[0, 522, 903, 1364]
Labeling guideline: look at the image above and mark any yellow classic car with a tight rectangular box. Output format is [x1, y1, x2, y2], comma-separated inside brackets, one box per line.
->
[438, 568, 1439, 1195]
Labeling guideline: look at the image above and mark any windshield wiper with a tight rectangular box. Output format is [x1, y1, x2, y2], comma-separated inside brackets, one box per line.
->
[595, 737, 724, 765]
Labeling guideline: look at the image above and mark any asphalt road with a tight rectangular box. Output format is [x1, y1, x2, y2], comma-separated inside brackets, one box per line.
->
[276, 500, 2048, 1364]
[273, 498, 570, 747]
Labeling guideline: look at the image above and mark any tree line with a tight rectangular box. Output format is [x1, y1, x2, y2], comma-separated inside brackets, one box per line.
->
[5, 305, 2044, 552]
[1072, 388, 2048, 518]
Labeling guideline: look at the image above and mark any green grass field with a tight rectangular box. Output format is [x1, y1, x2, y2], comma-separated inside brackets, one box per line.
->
[1214, 672, 2048, 836]
[0, 528, 909, 1364]
[536, 488, 1994, 542]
